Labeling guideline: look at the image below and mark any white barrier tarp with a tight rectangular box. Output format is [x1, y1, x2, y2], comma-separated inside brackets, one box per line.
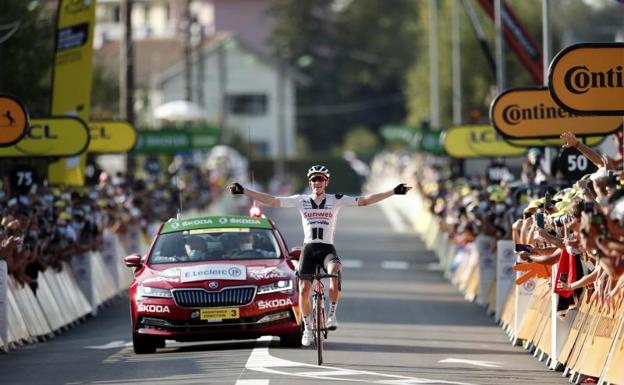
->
[71, 254, 95, 314]
[496, 240, 516, 321]
[476, 235, 497, 305]
[515, 254, 538, 335]
[101, 229, 120, 290]
[0, 261, 7, 352]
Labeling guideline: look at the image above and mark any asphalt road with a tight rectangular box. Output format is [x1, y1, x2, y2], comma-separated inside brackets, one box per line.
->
[0, 202, 569, 385]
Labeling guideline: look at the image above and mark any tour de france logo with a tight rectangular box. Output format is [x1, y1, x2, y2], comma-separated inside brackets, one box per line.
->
[228, 267, 242, 277]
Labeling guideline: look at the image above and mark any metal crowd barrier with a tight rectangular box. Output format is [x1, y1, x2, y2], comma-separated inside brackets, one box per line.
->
[392, 190, 624, 385]
[0, 225, 150, 352]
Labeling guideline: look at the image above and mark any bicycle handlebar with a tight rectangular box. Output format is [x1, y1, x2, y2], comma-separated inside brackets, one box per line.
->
[297, 272, 340, 280]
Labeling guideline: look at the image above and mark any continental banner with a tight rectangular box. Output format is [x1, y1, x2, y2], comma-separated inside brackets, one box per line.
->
[489, 87, 622, 139]
[444, 125, 525, 158]
[88, 121, 137, 153]
[548, 42, 624, 115]
[47, 0, 96, 185]
[0, 117, 89, 157]
[0, 94, 29, 147]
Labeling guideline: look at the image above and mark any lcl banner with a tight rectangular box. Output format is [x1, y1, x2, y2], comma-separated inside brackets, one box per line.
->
[489, 86, 622, 139]
[548, 42, 624, 115]
[87, 121, 137, 153]
[443, 125, 526, 158]
[0, 117, 89, 157]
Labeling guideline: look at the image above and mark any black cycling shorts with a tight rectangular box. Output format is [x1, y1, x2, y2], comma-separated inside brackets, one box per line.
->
[298, 243, 341, 280]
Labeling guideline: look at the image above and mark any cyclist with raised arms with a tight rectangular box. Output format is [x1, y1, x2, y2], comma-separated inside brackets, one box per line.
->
[228, 165, 411, 346]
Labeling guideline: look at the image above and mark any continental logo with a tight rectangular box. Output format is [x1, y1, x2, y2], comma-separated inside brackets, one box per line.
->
[548, 43, 624, 115]
[502, 103, 575, 126]
[490, 86, 623, 139]
[564, 65, 623, 95]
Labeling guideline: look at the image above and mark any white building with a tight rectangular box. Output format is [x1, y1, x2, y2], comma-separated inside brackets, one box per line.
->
[94, 0, 300, 157]
[154, 33, 300, 157]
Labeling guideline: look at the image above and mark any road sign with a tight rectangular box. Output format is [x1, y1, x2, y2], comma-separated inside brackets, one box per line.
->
[87, 120, 137, 153]
[443, 125, 526, 158]
[489, 86, 622, 139]
[0, 117, 89, 157]
[548, 42, 624, 115]
[0, 94, 29, 147]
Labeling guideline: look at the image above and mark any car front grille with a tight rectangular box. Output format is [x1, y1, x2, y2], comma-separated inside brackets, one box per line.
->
[172, 287, 256, 308]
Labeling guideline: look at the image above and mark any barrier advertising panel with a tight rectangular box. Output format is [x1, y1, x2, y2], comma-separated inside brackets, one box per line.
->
[0, 261, 6, 352]
[489, 87, 622, 139]
[496, 240, 516, 321]
[548, 42, 624, 115]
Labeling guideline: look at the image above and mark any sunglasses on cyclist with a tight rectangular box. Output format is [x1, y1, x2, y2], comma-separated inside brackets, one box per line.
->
[309, 176, 327, 183]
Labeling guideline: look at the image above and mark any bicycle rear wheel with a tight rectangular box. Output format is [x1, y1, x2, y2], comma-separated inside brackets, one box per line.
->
[315, 291, 324, 365]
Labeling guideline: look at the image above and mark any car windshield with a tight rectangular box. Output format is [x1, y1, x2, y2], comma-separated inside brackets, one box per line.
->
[149, 228, 281, 264]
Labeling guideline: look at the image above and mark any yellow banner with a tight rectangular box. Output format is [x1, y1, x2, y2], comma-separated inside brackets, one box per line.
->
[0, 117, 89, 157]
[47, 0, 96, 185]
[88, 121, 137, 153]
[489, 87, 622, 139]
[507, 136, 604, 148]
[443, 125, 526, 158]
[548, 42, 624, 115]
[0, 94, 29, 147]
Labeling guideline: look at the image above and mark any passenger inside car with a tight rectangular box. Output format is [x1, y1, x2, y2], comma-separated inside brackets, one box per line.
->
[184, 235, 209, 261]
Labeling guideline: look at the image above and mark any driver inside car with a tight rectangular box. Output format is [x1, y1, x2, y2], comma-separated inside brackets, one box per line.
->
[184, 235, 209, 261]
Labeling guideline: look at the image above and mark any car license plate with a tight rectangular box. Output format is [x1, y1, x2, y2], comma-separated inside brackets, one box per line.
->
[200, 308, 240, 321]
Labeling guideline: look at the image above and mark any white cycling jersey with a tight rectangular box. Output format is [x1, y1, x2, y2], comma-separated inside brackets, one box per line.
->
[277, 193, 359, 244]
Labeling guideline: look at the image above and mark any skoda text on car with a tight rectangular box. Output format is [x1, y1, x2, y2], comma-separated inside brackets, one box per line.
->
[124, 215, 302, 353]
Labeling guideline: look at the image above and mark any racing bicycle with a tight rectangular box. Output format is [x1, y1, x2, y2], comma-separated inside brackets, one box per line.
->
[301, 265, 340, 365]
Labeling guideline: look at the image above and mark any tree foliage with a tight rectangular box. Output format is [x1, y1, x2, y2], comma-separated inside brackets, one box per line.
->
[267, 0, 420, 153]
[0, 0, 56, 117]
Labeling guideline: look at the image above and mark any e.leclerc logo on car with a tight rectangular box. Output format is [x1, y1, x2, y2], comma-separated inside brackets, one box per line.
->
[228, 267, 242, 277]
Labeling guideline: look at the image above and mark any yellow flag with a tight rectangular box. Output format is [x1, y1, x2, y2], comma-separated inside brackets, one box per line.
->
[47, 0, 96, 185]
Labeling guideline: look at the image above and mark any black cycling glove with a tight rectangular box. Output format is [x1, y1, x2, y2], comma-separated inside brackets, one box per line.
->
[394, 183, 409, 195]
[231, 182, 244, 194]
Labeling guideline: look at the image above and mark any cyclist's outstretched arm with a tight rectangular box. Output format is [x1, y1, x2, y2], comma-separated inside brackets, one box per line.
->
[227, 182, 280, 207]
[358, 183, 411, 206]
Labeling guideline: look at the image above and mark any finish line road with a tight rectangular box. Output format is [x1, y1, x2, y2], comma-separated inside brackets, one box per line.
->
[0, 205, 568, 385]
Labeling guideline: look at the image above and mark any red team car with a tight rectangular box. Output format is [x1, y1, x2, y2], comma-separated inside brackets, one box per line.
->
[124, 215, 303, 353]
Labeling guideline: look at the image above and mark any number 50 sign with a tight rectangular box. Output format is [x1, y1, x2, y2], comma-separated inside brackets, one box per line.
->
[557, 147, 597, 182]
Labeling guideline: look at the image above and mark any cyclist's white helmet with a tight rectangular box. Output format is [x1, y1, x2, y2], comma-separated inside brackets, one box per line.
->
[307, 165, 330, 180]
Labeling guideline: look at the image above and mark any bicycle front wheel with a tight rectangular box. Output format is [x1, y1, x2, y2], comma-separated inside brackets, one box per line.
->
[315, 293, 324, 365]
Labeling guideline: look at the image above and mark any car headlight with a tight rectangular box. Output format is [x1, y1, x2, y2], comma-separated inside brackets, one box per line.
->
[257, 280, 293, 295]
[137, 285, 172, 299]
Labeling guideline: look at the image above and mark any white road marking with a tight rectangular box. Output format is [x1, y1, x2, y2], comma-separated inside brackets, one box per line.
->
[379, 201, 409, 233]
[381, 261, 409, 270]
[85, 340, 128, 349]
[438, 358, 503, 368]
[341, 259, 363, 268]
[235, 381, 269, 385]
[426, 263, 444, 271]
[244, 337, 478, 384]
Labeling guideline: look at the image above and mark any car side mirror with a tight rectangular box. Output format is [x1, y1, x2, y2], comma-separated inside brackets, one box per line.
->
[289, 246, 302, 260]
[124, 254, 143, 267]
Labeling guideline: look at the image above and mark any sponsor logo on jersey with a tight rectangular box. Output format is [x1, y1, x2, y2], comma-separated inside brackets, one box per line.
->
[138, 304, 171, 313]
[304, 211, 333, 219]
[257, 298, 293, 310]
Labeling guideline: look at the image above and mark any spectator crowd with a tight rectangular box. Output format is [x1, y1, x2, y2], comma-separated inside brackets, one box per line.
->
[0, 161, 228, 292]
